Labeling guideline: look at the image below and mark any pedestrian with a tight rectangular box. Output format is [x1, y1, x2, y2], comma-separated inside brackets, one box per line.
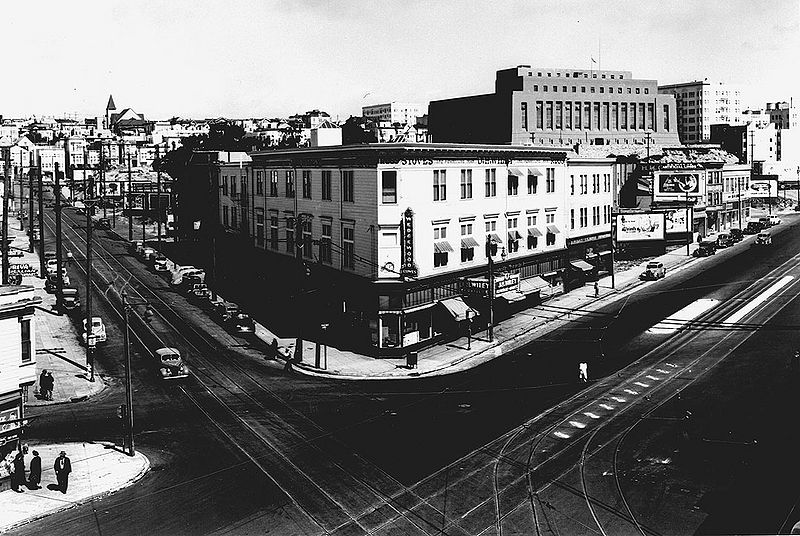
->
[66, 251, 74, 266]
[594, 281, 599, 298]
[44, 372, 54, 401]
[578, 362, 589, 383]
[11, 451, 26, 492]
[28, 450, 42, 490]
[53, 451, 71, 494]
[39, 369, 48, 399]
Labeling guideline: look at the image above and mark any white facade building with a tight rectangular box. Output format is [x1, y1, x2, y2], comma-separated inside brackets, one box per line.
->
[362, 102, 426, 125]
[658, 79, 743, 143]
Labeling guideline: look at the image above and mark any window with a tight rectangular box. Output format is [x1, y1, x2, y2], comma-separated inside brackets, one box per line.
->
[256, 171, 264, 195]
[555, 101, 563, 129]
[342, 170, 354, 202]
[382, 170, 397, 203]
[230, 178, 237, 197]
[322, 170, 332, 200]
[485, 169, 496, 197]
[270, 170, 279, 196]
[240, 176, 247, 198]
[433, 170, 446, 201]
[604, 173, 611, 192]
[528, 173, 538, 194]
[433, 226, 448, 267]
[286, 218, 295, 253]
[580, 207, 588, 227]
[21, 319, 31, 363]
[507, 173, 519, 195]
[256, 210, 264, 245]
[570, 175, 575, 195]
[485, 220, 498, 256]
[231, 207, 238, 228]
[593, 174, 600, 193]
[342, 225, 354, 269]
[301, 170, 312, 199]
[536, 101, 543, 129]
[320, 222, 332, 264]
[570, 208, 575, 229]
[521, 101, 528, 130]
[223, 206, 229, 227]
[302, 218, 312, 258]
[485, 220, 496, 232]
[222, 176, 229, 196]
[546, 101, 553, 129]
[270, 216, 279, 249]
[460, 169, 473, 199]
[546, 168, 555, 193]
[285, 171, 295, 198]
[507, 217, 519, 252]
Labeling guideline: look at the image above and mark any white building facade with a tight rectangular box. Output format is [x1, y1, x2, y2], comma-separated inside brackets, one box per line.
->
[362, 102, 426, 125]
[658, 79, 743, 143]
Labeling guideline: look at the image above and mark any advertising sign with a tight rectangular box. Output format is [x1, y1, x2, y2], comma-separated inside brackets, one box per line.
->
[654, 171, 705, 200]
[749, 179, 778, 199]
[400, 208, 418, 278]
[615, 213, 666, 242]
[664, 208, 690, 234]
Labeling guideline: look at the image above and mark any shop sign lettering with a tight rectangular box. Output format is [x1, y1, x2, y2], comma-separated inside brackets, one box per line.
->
[400, 208, 418, 278]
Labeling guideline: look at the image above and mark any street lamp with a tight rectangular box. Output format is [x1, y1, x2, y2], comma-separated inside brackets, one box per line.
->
[121, 292, 149, 457]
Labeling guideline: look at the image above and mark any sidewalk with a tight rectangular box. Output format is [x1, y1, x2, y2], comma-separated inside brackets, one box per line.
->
[6, 224, 106, 405]
[0, 442, 149, 533]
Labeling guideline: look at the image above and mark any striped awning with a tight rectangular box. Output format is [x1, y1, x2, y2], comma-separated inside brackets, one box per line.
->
[434, 241, 454, 253]
[546, 224, 560, 234]
[440, 297, 479, 322]
[527, 168, 543, 176]
[507, 168, 525, 177]
[487, 233, 503, 244]
[519, 276, 550, 294]
[460, 236, 479, 249]
[528, 227, 543, 237]
[508, 230, 523, 241]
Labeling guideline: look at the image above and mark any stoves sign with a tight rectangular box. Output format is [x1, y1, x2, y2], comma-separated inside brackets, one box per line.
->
[399, 208, 418, 278]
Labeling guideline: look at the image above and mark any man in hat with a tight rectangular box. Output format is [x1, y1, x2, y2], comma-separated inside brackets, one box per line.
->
[11, 451, 26, 492]
[28, 450, 42, 489]
[54, 451, 71, 493]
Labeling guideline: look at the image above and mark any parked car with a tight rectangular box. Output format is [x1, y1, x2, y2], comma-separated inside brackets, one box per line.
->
[729, 228, 744, 242]
[744, 220, 763, 234]
[152, 255, 169, 272]
[45, 258, 59, 273]
[58, 287, 81, 311]
[155, 347, 190, 380]
[754, 231, 773, 246]
[45, 273, 70, 293]
[44, 250, 57, 261]
[227, 312, 255, 334]
[715, 233, 734, 248]
[189, 283, 212, 303]
[82, 317, 107, 345]
[181, 272, 206, 291]
[639, 261, 666, 281]
[17, 210, 27, 220]
[93, 217, 111, 230]
[213, 302, 240, 323]
[140, 247, 156, 262]
[128, 240, 143, 255]
[769, 215, 782, 226]
[693, 240, 717, 257]
[170, 266, 200, 287]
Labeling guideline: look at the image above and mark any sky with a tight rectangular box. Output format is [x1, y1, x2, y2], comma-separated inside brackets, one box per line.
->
[3, 0, 799, 120]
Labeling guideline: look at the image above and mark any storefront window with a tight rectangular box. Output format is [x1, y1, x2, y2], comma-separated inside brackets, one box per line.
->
[381, 314, 400, 348]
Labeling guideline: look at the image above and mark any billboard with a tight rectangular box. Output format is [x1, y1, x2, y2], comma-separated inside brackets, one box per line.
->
[615, 213, 666, 242]
[654, 171, 705, 200]
[664, 208, 690, 234]
[749, 179, 778, 198]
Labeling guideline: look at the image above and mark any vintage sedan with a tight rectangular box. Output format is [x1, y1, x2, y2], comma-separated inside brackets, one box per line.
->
[155, 347, 190, 380]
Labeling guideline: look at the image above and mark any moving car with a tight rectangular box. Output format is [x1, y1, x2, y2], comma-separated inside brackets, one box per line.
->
[58, 287, 81, 311]
[213, 301, 240, 323]
[188, 283, 212, 303]
[45, 259, 59, 273]
[155, 347, 190, 380]
[754, 231, 772, 246]
[152, 255, 169, 272]
[639, 261, 666, 281]
[82, 317, 107, 345]
[693, 240, 717, 257]
[129, 240, 143, 255]
[93, 217, 111, 230]
[140, 247, 156, 262]
[227, 312, 255, 334]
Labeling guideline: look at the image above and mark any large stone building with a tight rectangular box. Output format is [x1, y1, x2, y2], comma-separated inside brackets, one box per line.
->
[362, 102, 426, 125]
[428, 66, 680, 147]
[657, 79, 743, 143]
[213, 143, 615, 357]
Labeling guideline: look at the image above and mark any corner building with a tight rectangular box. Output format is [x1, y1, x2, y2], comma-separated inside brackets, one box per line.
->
[429, 66, 680, 147]
[221, 144, 614, 357]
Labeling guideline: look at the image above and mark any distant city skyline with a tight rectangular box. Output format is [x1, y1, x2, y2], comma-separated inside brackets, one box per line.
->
[3, 0, 798, 121]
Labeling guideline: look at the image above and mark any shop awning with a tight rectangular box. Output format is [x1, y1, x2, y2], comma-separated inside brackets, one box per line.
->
[440, 297, 479, 322]
[507, 168, 525, 176]
[570, 260, 596, 272]
[461, 236, 479, 249]
[528, 227, 543, 237]
[434, 241, 454, 253]
[519, 276, 550, 295]
[498, 290, 527, 303]
[546, 224, 560, 234]
[487, 233, 503, 244]
[527, 167, 543, 176]
[508, 230, 523, 241]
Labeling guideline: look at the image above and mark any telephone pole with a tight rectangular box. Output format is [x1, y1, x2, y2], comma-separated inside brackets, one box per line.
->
[486, 238, 495, 342]
[86, 164, 95, 382]
[2, 153, 10, 284]
[127, 148, 133, 242]
[156, 145, 162, 248]
[36, 164, 45, 277]
[54, 163, 64, 305]
[27, 168, 34, 253]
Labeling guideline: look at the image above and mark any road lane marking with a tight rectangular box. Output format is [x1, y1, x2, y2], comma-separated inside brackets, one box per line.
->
[584, 412, 600, 419]
[724, 275, 794, 325]
[624, 389, 639, 395]
[647, 298, 719, 334]
[656, 368, 670, 374]
[634, 382, 650, 388]
[666, 363, 678, 368]
[599, 404, 615, 410]
[646, 375, 662, 381]
[554, 431, 570, 439]
[569, 421, 586, 429]
[611, 397, 627, 403]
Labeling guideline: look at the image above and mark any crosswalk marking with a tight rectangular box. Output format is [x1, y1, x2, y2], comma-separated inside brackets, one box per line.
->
[599, 404, 615, 410]
[646, 375, 662, 381]
[656, 368, 670, 374]
[611, 397, 627, 403]
[624, 389, 639, 395]
[666, 363, 678, 368]
[634, 382, 650, 388]
[584, 412, 600, 419]
[554, 431, 570, 439]
[569, 421, 586, 429]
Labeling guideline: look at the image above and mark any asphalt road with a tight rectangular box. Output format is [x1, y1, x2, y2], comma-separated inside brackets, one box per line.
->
[13, 195, 800, 535]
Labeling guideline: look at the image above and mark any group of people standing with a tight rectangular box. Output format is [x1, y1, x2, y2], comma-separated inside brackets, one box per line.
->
[10, 448, 71, 494]
[39, 370, 55, 401]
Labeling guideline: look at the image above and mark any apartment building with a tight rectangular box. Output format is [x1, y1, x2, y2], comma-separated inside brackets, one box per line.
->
[362, 102, 426, 125]
[658, 79, 743, 143]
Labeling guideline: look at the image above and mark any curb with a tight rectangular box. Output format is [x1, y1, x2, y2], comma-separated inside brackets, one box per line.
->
[0, 449, 150, 534]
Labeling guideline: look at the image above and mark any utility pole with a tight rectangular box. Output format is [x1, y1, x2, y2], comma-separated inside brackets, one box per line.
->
[55, 163, 64, 305]
[17, 166, 24, 231]
[686, 189, 691, 256]
[208, 160, 218, 301]
[610, 213, 616, 289]
[36, 164, 45, 277]
[156, 145, 162, 248]
[86, 164, 95, 382]
[101, 143, 107, 219]
[645, 130, 652, 160]
[2, 153, 9, 284]
[486, 238, 495, 342]
[27, 168, 34, 253]
[122, 292, 135, 456]
[127, 148, 133, 242]
[737, 176, 742, 229]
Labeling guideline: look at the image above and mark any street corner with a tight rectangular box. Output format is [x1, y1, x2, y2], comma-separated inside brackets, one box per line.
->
[27, 372, 108, 407]
[0, 441, 150, 534]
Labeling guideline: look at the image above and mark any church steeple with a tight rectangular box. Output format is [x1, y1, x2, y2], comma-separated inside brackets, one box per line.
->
[106, 94, 116, 111]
